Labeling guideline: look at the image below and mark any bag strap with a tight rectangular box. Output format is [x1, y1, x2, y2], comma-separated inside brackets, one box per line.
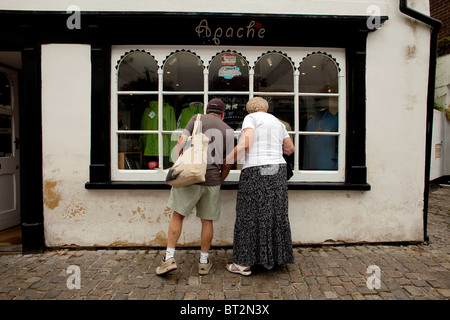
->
[192, 113, 202, 136]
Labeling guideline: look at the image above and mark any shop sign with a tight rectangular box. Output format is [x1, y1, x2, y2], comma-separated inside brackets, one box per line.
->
[218, 65, 242, 79]
[195, 19, 266, 45]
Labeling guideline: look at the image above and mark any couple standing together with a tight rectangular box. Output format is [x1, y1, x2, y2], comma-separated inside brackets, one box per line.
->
[156, 97, 295, 276]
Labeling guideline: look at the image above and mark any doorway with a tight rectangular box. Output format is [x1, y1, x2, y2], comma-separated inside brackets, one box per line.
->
[0, 52, 22, 251]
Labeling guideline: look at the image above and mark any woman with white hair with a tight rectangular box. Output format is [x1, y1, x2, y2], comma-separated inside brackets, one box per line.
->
[224, 97, 295, 276]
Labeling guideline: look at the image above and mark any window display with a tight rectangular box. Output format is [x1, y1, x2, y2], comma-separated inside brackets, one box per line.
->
[111, 47, 345, 182]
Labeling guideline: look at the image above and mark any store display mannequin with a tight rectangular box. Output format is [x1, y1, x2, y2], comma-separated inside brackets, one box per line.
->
[303, 99, 338, 170]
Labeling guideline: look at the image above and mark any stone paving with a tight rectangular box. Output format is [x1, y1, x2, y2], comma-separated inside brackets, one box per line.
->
[0, 187, 448, 301]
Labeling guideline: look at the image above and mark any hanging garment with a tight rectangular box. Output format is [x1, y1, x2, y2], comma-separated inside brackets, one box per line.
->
[177, 103, 204, 129]
[140, 101, 176, 157]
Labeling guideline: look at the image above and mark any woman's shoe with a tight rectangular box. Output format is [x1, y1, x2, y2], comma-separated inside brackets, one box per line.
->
[226, 263, 251, 276]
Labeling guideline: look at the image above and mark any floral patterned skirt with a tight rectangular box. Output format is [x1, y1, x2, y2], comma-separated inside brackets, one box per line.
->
[233, 164, 294, 268]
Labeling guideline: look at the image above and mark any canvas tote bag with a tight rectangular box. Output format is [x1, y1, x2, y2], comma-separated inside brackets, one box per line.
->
[165, 114, 209, 188]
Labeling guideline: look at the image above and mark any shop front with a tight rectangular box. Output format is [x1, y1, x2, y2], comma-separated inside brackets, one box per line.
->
[0, 0, 435, 253]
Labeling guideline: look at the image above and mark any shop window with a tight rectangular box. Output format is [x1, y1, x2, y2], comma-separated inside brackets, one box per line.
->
[208, 51, 249, 91]
[254, 52, 294, 92]
[298, 53, 343, 180]
[110, 47, 345, 183]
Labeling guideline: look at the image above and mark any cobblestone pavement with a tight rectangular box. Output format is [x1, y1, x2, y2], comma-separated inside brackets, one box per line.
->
[0, 188, 448, 302]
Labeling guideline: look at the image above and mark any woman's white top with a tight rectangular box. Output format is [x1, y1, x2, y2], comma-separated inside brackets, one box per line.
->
[239, 112, 289, 170]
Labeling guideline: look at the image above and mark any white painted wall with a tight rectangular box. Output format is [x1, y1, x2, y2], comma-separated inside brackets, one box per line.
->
[38, 0, 431, 247]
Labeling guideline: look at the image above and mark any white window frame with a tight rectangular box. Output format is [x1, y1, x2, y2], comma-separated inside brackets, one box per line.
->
[111, 45, 346, 182]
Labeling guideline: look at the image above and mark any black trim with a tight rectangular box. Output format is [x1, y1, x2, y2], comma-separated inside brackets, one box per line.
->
[89, 45, 111, 183]
[19, 45, 45, 254]
[85, 181, 371, 191]
[0, 11, 388, 46]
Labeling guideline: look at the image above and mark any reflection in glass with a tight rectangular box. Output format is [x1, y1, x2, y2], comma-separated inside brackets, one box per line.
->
[0, 114, 12, 157]
[254, 53, 294, 92]
[118, 51, 158, 91]
[299, 53, 339, 93]
[209, 53, 249, 91]
[163, 52, 203, 91]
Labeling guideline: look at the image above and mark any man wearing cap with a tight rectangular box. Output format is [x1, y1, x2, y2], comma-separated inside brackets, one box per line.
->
[156, 98, 234, 276]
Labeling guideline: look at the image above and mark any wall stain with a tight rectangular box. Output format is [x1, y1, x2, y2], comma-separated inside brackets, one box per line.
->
[65, 202, 86, 219]
[163, 207, 172, 217]
[405, 45, 417, 60]
[152, 231, 168, 246]
[43, 180, 61, 210]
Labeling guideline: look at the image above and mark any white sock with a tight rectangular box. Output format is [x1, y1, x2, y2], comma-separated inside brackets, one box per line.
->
[165, 247, 175, 261]
[200, 251, 209, 264]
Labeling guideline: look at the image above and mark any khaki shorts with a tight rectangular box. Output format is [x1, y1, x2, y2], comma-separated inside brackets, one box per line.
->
[167, 184, 221, 221]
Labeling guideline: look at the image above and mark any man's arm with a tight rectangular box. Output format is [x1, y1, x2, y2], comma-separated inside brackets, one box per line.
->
[174, 134, 189, 160]
[220, 163, 232, 182]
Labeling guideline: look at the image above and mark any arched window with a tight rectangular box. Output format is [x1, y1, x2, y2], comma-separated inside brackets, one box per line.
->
[208, 52, 249, 91]
[253, 52, 295, 132]
[299, 53, 339, 93]
[254, 52, 294, 92]
[118, 50, 158, 91]
[299, 53, 340, 172]
[163, 51, 203, 91]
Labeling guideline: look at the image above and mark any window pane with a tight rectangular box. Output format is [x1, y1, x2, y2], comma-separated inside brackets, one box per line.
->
[254, 53, 294, 92]
[209, 95, 248, 130]
[301, 135, 338, 171]
[118, 133, 147, 170]
[164, 133, 177, 168]
[299, 96, 338, 132]
[119, 94, 158, 131]
[118, 51, 158, 91]
[0, 114, 12, 157]
[264, 96, 294, 131]
[299, 54, 338, 93]
[162, 95, 204, 129]
[209, 53, 249, 91]
[163, 52, 203, 91]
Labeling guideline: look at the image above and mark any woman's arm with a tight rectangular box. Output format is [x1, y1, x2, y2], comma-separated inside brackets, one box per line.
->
[282, 136, 295, 156]
[224, 128, 255, 165]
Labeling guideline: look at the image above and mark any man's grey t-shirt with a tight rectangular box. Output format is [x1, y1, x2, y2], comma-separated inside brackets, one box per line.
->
[183, 114, 234, 186]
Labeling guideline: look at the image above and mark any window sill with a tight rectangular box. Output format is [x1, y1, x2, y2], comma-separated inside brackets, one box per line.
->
[85, 181, 371, 191]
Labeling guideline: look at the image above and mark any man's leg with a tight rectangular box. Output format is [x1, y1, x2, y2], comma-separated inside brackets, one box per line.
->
[167, 211, 185, 249]
[198, 218, 214, 275]
[200, 218, 213, 255]
[156, 211, 184, 276]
